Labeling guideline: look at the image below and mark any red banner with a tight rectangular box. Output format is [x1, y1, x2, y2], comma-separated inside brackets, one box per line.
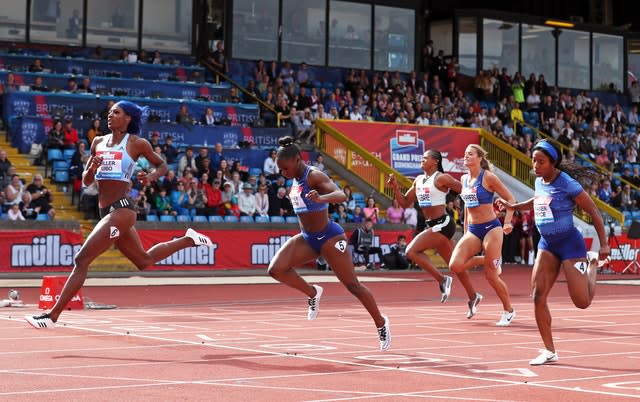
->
[137, 228, 413, 270]
[605, 233, 640, 273]
[322, 121, 480, 178]
[0, 230, 84, 272]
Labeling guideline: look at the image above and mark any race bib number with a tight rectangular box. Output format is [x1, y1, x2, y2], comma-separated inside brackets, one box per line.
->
[460, 187, 479, 208]
[335, 240, 347, 253]
[95, 150, 123, 180]
[534, 196, 554, 225]
[289, 184, 308, 213]
[416, 184, 432, 208]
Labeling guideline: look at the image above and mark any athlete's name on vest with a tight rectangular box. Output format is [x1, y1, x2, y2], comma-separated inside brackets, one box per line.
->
[11, 235, 81, 267]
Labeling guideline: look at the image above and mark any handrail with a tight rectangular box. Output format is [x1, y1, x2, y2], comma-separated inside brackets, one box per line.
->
[480, 128, 624, 226]
[199, 59, 280, 126]
[315, 119, 412, 198]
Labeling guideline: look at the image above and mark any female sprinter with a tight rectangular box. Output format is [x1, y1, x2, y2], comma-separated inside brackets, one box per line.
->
[449, 144, 517, 326]
[497, 139, 608, 365]
[387, 150, 482, 314]
[26, 101, 212, 329]
[268, 136, 390, 351]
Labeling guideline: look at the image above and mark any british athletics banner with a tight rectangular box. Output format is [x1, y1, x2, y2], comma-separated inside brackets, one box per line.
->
[0, 230, 84, 272]
[137, 227, 413, 270]
[321, 121, 480, 178]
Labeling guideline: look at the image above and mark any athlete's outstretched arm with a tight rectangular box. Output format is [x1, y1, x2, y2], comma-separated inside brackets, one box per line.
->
[387, 174, 416, 208]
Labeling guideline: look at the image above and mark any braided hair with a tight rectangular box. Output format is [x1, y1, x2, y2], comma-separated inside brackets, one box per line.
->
[276, 136, 301, 160]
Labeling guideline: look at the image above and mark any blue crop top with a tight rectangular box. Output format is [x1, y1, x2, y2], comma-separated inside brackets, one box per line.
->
[460, 170, 494, 208]
[94, 133, 136, 183]
[288, 166, 329, 215]
[534, 171, 583, 238]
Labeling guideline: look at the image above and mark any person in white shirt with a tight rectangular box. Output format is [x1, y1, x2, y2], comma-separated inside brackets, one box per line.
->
[238, 182, 257, 216]
[255, 183, 269, 216]
[416, 111, 430, 125]
[7, 203, 25, 221]
[263, 149, 278, 179]
[349, 105, 364, 121]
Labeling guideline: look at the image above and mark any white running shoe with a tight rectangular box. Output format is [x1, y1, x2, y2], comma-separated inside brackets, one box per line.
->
[378, 315, 391, 351]
[25, 313, 56, 329]
[439, 275, 453, 303]
[496, 309, 516, 326]
[185, 228, 213, 247]
[467, 292, 483, 319]
[529, 349, 558, 365]
[307, 285, 323, 320]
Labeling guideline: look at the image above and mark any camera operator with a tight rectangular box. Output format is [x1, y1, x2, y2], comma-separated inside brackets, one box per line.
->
[25, 174, 56, 219]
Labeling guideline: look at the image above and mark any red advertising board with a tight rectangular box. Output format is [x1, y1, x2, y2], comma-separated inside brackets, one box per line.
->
[0, 228, 413, 272]
[322, 121, 480, 178]
[0, 230, 84, 272]
[137, 228, 413, 270]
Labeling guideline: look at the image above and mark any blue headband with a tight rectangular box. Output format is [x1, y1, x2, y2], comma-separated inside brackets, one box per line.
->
[536, 141, 559, 162]
[114, 100, 148, 134]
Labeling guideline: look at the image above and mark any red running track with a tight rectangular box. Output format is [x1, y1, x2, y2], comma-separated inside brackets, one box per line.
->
[1, 267, 639, 401]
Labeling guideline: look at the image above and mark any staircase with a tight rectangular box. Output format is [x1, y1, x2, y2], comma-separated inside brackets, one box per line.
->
[1, 134, 137, 271]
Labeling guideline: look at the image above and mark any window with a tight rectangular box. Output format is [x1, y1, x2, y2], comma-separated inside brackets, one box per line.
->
[521, 24, 555, 86]
[0, 0, 27, 42]
[86, 0, 140, 49]
[558, 29, 589, 90]
[457, 17, 477, 76]
[31, 0, 83, 45]
[593, 33, 623, 91]
[232, 0, 278, 61]
[482, 19, 518, 76]
[328, 1, 371, 70]
[141, 0, 192, 54]
[282, 0, 326, 65]
[374, 6, 414, 73]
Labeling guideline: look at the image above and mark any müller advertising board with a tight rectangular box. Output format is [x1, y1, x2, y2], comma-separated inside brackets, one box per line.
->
[0, 228, 412, 272]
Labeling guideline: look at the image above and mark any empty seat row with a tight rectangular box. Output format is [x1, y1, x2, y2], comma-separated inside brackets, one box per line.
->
[145, 215, 299, 223]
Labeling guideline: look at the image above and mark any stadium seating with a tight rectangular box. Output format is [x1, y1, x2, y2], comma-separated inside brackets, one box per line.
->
[270, 216, 285, 223]
[176, 215, 191, 222]
[208, 215, 224, 222]
[192, 215, 208, 222]
[146, 215, 159, 221]
[254, 215, 270, 223]
[160, 215, 176, 222]
[240, 216, 254, 223]
[224, 215, 239, 222]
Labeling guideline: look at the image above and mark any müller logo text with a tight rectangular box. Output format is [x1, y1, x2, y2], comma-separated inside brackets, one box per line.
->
[11, 235, 81, 267]
[156, 242, 218, 266]
[251, 235, 292, 265]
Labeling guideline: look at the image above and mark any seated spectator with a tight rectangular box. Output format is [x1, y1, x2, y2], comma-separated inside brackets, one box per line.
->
[205, 178, 225, 216]
[178, 146, 198, 177]
[86, 118, 103, 145]
[385, 199, 404, 224]
[29, 58, 45, 73]
[0, 149, 12, 183]
[159, 169, 179, 193]
[25, 175, 56, 219]
[78, 76, 93, 93]
[170, 181, 191, 216]
[268, 186, 293, 217]
[350, 218, 384, 270]
[176, 104, 194, 124]
[152, 50, 162, 65]
[403, 205, 418, 228]
[3, 174, 24, 213]
[69, 141, 89, 180]
[382, 235, 410, 270]
[154, 188, 176, 216]
[7, 203, 25, 221]
[263, 149, 278, 179]
[162, 135, 178, 164]
[31, 76, 49, 92]
[46, 120, 65, 151]
[352, 205, 365, 223]
[312, 154, 329, 174]
[62, 118, 79, 150]
[238, 182, 257, 216]
[221, 182, 240, 217]
[65, 77, 79, 93]
[255, 183, 269, 216]
[331, 203, 352, 224]
[201, 106, 216, 126]
[80, 182, 99, 220]
[218, 159, 232, 182]
[231, 160, 249, 182]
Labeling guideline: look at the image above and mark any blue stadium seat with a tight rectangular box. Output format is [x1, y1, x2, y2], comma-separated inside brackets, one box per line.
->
[270, 216, 285, 223]
[285, 216, 299, 224]
[146, 215, 159, 221]
[176, 215, 191, 222]
[160, 215, 176, 222]
[36, 213, 49, 221]
[53, 170, 69, 183]
[192, 215, 208, 222]
[224, 215, 239, 222]
[249, 167, 263, 177]
[240, 215, 254, 223]
[47, 148, 63, 162]
[209, 215, 224, 223]
[255, 215, 270, 223]
[63, 148, 75, 160]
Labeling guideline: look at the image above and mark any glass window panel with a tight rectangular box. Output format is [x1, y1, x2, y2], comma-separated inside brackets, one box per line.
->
[521, 24, 555, 86]
[328, 1, 371, 70]
[232, 0, 278, 61]
[0, 0, 27, 42]
[282, 0, 326, 65]
[31, 0, 83, 46]
[558, 29, 589, 90]
[593, 33, 623, 91]
[457, 17, 477, 76]
[629, 54, 640, 88]
[482, 18, 518, 75]
[86, 0, 139, 49]
[429, 20, 452, 56]
[141, 0, 192, 54]
[374, 5, 414, 73]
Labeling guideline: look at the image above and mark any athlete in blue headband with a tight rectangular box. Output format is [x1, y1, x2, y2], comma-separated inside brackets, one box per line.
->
[26, 100, 212, 329]
[497, 139, 609, 365]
